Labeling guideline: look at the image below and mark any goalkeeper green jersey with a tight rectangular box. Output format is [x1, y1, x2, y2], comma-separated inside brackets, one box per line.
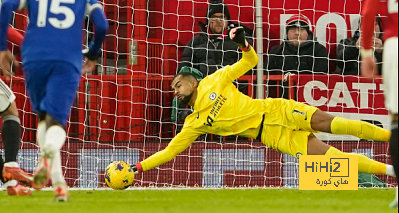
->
[141, 48, 262, 171]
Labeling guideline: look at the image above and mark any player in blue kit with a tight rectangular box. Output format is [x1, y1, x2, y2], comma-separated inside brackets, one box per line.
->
[0, 0, 108, 201]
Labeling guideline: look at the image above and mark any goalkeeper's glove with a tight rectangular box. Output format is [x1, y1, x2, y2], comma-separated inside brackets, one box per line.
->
[131, 163, 143, 174]
[228, 27, 250, 51]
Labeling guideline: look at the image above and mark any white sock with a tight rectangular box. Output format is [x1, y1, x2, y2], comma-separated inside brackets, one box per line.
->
[38, 123, 66, 184]
[51, 151, 65, 184]
[43, 126, 66, 155]
[37, 121, 47, 151]
[4, 162, 19, 168]
[4, 180, 17, 188]
[386, 165, 396, 177]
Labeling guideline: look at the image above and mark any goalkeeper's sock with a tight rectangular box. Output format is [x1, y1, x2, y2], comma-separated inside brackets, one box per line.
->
[331, 117, 391, 142]
[325, 146, 394, 176]
[43, 126, 66, 155]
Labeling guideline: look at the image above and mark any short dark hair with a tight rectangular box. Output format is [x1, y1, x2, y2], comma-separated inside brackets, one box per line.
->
[172, 72, 198, 83]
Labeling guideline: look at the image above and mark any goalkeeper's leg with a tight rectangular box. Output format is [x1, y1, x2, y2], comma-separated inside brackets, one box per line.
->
[310, 110, 391, 142]
[307, 135, 396, 177]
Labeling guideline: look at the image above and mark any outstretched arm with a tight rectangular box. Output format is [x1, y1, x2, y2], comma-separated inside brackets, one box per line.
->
[134, 127, 201, 173]
[227, 46, 258, 81]
[220, 27, 259, 82]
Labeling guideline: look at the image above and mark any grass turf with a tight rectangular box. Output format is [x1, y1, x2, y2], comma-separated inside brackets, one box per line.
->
[0, 188, 396, 213]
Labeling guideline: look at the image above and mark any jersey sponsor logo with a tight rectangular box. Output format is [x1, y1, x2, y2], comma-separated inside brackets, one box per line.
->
[293, 110, 305, 116]
[209, 92, 217, 101]
[204, 94, 228, 127]
[204, 116, 214, 127]
[293, 109, 308, 120]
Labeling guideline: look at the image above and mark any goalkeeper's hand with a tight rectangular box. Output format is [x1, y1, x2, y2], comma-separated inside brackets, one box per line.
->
[229, 27, 250, 51]
[131, 163, 143, 174]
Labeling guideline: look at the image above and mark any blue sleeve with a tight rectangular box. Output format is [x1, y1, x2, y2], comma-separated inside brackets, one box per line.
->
[0, 0, 20, 51]
[87, 8, 108, 56]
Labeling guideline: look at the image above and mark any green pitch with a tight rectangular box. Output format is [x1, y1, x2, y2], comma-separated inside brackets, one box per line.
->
[0, 188, 396, 213]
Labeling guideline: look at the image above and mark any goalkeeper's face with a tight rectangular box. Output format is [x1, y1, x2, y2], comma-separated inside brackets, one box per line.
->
[171, 75, 198, 106]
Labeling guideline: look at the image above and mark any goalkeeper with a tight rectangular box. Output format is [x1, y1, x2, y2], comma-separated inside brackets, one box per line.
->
[132, 27, 395, 178]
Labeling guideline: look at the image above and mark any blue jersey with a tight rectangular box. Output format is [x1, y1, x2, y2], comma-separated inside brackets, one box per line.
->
[19, 0, 103, 70]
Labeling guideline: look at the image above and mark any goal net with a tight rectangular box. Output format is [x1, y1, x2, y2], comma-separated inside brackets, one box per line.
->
[1, 0, 395, 188]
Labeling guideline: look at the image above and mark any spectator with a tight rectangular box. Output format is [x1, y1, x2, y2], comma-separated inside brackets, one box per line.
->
[178, 1, 253, 76]
[266, 14, 329, 75]
[336, 15, 383, 75]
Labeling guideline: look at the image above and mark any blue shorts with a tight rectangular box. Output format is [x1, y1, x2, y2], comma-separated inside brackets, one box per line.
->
[23, 61, 80, 126]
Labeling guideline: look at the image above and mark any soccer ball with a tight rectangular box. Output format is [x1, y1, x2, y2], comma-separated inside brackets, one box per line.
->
[104, 161, 134, 190]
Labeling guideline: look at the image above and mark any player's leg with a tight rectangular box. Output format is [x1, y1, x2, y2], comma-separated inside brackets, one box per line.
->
[33, 114, 53, 190]
[307, 135, 395, 177]
[0, 80, 32, 195]
[1, 101, 33, 184]
[288, 97, 390, 141]
[39, 114, 69, 201]
[23, 62, 55, 190]
[33, 113, 68, 202]
[22, 62, 69, 195]
[309, 109, 391, 142]
[32, 62, 79, 201]
[36, 117, 68, 200]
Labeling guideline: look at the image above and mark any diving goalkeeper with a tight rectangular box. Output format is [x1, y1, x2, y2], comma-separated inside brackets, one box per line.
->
[132, 27, 395, 178]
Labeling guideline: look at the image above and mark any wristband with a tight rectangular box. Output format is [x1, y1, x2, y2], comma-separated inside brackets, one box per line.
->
[132, 163, 142, 174]
[240, 44, 250, 52]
